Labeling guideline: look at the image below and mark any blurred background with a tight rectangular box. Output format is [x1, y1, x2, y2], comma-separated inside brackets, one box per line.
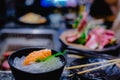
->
[0, 0, 93, 52]
[0, 0, 120, 73]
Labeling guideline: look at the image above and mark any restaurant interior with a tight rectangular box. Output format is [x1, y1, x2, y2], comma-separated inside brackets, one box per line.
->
[1, 0, 120, 80]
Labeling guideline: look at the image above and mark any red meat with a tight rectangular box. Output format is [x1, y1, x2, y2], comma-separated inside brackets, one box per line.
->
[2, 60, 10, 70]
[85, 33, 98, 49]
[3, 51, 13, 58]
[86, 27, 115, 49]
[66, 34, 79, 43]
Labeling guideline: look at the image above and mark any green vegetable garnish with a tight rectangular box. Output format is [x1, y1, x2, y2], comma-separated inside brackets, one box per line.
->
[36, 50, 66, 62]
[76, 31, 87, 44]
[73, 15, 83, 28]
[36, 59, 42, 62]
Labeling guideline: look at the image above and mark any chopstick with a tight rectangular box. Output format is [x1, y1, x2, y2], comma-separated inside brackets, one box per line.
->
[65, 58, 120, 70]
[68, 59, 120, 77]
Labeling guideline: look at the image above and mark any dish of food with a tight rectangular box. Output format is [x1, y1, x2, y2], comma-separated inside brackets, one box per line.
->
[60, 12, 120, 53]
[13, 49, 64, 73]
[8, 48, 66, 80]
[19, 12, 47, 24]
[65, 27, 116, 50]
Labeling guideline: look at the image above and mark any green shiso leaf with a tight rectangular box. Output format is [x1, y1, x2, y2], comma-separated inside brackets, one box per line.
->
[36, 58, 42, 62]
[76, 30, 87, 45]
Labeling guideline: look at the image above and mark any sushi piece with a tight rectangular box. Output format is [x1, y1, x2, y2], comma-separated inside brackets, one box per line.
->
[23, 49, 51, 66]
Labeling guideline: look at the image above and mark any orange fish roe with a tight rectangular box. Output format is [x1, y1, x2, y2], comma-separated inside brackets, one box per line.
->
[23, 49, 52, 66]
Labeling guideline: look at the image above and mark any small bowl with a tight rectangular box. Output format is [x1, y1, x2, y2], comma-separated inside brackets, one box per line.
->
[8, 47, 66, 80]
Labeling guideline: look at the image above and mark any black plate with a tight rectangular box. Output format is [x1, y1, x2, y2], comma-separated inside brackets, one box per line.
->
[70, 57, 120, 80]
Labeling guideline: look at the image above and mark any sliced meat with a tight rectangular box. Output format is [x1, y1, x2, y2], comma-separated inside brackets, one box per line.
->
[3, 51, 13, 58]
[85, 33, 98, 49]
[66, 34, 79, 43]
[77, 12, 87, 32]
[104, 30, 115, 36]
[99, 35, 110, 49]
[2, 60, 10, 70]
[87, 27, 115, 49]
[77, 19, 87, 32]
[91, 27, 105, 36]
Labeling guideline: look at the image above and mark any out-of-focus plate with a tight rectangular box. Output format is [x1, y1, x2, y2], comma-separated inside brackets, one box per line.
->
[17, 12, 47, 25]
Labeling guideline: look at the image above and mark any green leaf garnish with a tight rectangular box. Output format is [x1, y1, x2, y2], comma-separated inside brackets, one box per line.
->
[36, 58, 42, 62]
[76, 31, 87, 44]
[73, 15, 83, 28]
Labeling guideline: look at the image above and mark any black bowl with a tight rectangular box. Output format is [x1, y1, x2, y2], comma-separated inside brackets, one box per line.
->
[8, 47, 66, 80]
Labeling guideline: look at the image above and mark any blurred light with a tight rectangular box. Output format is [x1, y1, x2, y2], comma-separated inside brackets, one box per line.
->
[41, 0, 77, 7]
[41, 0, 52, 7]
[25, 0, 34, 6]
